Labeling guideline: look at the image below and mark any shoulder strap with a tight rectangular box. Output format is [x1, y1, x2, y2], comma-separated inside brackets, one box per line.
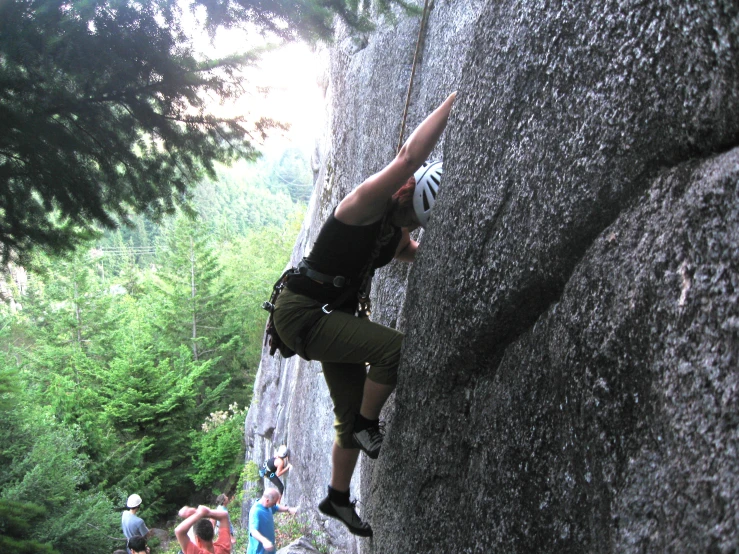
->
[357, 204, 396, 295]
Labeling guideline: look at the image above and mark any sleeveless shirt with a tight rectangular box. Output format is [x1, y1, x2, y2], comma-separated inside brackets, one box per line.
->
[286, 208, 401, 307]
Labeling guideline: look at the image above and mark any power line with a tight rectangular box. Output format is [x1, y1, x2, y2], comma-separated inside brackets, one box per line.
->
[94, 247, 156, 254]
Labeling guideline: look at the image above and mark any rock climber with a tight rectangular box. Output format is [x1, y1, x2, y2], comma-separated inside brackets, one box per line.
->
[261, 445, 293, 497]
[271, 91, 456, 537]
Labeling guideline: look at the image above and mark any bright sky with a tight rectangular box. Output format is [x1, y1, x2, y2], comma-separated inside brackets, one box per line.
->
[185, 8, 326, 155]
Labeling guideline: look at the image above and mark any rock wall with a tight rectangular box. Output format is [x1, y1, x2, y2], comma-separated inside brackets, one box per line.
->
[244, 1, 739, 553]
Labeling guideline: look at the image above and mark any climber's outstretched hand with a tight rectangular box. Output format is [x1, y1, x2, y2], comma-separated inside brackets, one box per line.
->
[336, 92, 457, 226]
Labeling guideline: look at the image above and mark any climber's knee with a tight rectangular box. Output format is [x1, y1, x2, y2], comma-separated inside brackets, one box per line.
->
[366, 332, 402, 386]
[334, 418, 356, 449]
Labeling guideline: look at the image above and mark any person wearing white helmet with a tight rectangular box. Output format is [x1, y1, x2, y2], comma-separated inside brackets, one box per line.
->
[272, 92, 456, 537]
[260, 445, 293, 497]
[121, 494, 153, 554]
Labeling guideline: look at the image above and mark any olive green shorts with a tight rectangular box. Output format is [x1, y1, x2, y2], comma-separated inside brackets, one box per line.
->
[273, 287, 403, 448]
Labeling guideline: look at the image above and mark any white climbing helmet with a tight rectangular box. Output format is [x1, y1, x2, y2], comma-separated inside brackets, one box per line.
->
[126, 494, 142, 509]
[412, 160, 443, 228]
[277, 445, 289, 458]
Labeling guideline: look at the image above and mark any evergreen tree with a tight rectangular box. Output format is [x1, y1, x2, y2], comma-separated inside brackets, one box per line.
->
[193, 161, 300, 239]
[0, 0, 415, 264]
[101, 341, 225, 513]
[197, 0, 419, 40]
[219, 215, 301, 377]
[8, 251, 128, 492]
[268, 147, 314, 203]
[0, 367, 119, 554]
[0, 500, 57, 554]
[153, 216, 236, 365]
[0, 0, 257, 263]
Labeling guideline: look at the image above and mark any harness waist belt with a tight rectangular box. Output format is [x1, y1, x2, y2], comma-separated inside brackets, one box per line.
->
[297, 259, 350, 288]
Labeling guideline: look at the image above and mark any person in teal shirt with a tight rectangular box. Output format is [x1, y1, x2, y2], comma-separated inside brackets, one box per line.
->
[247, 489, 297, 553]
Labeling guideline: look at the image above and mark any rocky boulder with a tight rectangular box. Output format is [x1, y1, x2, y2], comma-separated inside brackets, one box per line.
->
[244, 1, 739, 552]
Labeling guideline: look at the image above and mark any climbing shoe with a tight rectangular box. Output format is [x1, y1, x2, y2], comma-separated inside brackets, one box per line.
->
[352, 420, 385, 459]
[318, 496, 373, 537]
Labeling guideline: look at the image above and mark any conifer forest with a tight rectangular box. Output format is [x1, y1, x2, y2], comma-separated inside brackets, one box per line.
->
[0, 0, 413, 551]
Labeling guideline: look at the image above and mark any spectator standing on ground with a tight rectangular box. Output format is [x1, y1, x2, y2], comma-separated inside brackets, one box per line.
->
[215, 493, 236, 546]
[122, 494, 153, 554]
[127, 535, 150, 554]
[247, 488, 297, 554]
[176, 505, 231, 554]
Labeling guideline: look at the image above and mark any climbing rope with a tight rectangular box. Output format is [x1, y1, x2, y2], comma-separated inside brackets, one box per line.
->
[396, 0, 432, 153]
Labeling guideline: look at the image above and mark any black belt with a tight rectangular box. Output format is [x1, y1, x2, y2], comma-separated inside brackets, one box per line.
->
[289, 262, 361, 360]
[297, 260, 351, 288]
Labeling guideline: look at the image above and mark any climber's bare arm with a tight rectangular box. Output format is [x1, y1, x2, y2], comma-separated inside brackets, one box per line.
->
[275, 456, 291, 477]
[336, 92, 457, 226]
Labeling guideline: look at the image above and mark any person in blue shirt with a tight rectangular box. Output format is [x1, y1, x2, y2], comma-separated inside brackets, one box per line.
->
[121, 494, 153, 554]
[247, 488, 297, 554]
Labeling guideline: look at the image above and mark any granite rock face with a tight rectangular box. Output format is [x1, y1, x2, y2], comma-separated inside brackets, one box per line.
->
[244, 1, 739, 552]
[276, 537, 321, 554]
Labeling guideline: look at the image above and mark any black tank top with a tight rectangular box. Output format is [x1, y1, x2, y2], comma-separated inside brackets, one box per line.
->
[265, 457, 277, 472]
[287, 208, 401, 307]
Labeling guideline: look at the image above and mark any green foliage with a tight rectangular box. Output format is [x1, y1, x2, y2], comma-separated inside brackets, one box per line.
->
[0, 368, 19, 412]
[0, 0, 264, 263]
[0, 0, 415, 264]
[3, 246, 232, 520]
[194, 0, 420, 43]
[193, 158, 307, 241]
[94, 152, 307, 266]
[273, 514, 330, 553]
[0, 500, 56, 554]
[219, 216, 302, 374]
[274, 512, 307, 546]
[152, 215, 237, 366]
[259, 147, 314, 203]
[0, 198, 301, 527]
[190, 403, 246, 488]
[242, 461, 262, 483]
[0, 375, 120, 554]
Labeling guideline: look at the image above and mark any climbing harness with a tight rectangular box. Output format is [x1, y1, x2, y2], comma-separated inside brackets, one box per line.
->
[354, 208, 397, 318]
[297, 259, 351, 288]
[263, 208, 396, 360]
[262, 264, 359, 360]
[263, 268, 298, 358]
[259, 459, 277, 479]
[397, 0, 433, 153]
